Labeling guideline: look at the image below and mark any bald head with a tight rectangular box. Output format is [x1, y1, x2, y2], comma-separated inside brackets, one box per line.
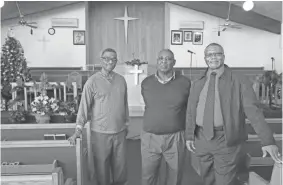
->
[204, 43, 224, 55]
[158, 49, 175, 59]
[157, 49, 176, 73]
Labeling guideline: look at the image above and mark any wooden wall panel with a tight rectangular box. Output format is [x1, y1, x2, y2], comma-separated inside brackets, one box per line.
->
[88, 1, 165, 72]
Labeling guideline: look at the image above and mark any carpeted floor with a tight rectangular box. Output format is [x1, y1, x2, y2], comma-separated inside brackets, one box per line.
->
[126, 139, 203, 185]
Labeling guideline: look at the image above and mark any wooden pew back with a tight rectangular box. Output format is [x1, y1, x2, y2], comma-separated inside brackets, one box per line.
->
[1, 139, 84, 185]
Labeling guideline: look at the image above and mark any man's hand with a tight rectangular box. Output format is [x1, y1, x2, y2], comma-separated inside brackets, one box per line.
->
[68, 130, 81, 146]
[262, 145, 282, 164]
[186, 140, 196, 153]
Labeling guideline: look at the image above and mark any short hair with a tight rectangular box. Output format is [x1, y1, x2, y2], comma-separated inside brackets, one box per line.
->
[204, 43, 224, 54]
[158, 49, 175, 58]
[101, 48, 117, 57]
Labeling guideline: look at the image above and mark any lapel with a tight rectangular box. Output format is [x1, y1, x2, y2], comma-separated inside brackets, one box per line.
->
[219, 66, 233, 124]
[191, 73, 207, 124]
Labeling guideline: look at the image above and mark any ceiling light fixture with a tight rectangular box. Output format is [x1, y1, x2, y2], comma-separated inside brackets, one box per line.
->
[243, 0, 254, 11]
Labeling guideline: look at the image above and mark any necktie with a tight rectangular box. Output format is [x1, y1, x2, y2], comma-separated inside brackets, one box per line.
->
[203, 72, 217, 140]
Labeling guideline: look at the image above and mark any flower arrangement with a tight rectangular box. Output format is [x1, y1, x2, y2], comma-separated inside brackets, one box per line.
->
[125, 58, 148, 66]
[125, 53, 148, 66]
[9, 105, 28, 123]
[30, 94, 59, 115]
[57, 99, 78, 116]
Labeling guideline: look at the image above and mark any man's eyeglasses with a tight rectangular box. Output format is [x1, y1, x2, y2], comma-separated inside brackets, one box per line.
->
[205, 53, 223, 58]
[157, 57, 174, 62]
[101, 57, 118, 63]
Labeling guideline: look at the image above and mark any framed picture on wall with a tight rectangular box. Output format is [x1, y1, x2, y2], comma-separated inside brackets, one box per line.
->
[73, 30, 85, 45]
[184, 31, 192, 42]
[192, 32, 203, 45]
[171, 30, 183, 45]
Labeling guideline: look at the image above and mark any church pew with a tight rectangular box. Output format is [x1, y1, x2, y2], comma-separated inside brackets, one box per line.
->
[246, 118, 282, 134]
[1, 139, 84, 185]
[248, 161, 282, 185]
[1, 123, 86, 143]
[1, 160, 64, 185]
[1, 122, 95, 185]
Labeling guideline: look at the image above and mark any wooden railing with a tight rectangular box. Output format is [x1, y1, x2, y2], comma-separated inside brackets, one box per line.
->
[253, 82, 282, 106]
[10, 82, 78, 110]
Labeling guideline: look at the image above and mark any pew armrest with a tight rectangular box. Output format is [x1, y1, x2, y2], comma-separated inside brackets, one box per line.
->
[249, 171, 269, 185]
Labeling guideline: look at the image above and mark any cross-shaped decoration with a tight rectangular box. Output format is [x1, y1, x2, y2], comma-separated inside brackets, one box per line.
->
[114, 6, 139, 44]
[129, 65, 143, 85]
[37, 35, 50, 51]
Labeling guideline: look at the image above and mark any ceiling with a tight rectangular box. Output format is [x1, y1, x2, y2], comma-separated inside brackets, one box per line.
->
[1, 1, 282, 34]
[231, 1, 282, 21]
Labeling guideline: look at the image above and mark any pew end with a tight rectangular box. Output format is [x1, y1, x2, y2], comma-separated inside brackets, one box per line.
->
[249, 162, 282, 185]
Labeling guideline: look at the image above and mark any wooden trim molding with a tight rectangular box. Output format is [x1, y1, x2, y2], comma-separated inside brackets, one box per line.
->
[248, 134, 282, 141]
[164, 2, 171, 48]
[246, 118, 282, 124]
[1, 123, 77, 129]
[76, 138, 83, 185]
[0, 140, 72, 148]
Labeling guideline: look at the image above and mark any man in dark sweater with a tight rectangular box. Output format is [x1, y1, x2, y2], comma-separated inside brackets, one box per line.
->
[141, 49, 191, 185]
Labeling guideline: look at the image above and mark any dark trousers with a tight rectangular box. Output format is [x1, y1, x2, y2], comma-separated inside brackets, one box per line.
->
[91, 130, 128, 185]
[194, 126, 244, 185]
[141, 130, 185, 185]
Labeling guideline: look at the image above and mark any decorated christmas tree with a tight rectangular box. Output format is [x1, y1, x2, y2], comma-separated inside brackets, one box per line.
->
[1, 31, 32, 110]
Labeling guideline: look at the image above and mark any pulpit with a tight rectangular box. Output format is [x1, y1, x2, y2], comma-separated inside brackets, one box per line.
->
[114, 63, 147, 108]
[114, 63, 147, 139]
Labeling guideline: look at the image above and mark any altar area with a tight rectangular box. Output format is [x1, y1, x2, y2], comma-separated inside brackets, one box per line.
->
[1, 65, 282, 185]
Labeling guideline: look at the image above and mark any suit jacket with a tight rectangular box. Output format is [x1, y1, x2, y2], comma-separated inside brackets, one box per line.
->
[185, 65, 275, 146]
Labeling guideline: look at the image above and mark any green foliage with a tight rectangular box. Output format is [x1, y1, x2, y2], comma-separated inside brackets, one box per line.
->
[9, 103, 28, 123]
[56, 98, 78, 116]
[1, 36, 32, 110]
[125, 53, 148, 66]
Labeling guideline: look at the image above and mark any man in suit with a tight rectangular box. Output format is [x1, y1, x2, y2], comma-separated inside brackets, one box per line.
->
[141, 49, 191, 185]
[185, 43, 282, 185]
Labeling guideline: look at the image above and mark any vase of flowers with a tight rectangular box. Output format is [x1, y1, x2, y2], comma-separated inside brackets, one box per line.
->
[30, 94, 59, 124]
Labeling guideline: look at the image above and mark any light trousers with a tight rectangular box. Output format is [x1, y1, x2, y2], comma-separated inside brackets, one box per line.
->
[141, 130, 186, 185]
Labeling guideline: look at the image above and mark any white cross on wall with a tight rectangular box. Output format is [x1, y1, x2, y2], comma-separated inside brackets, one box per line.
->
[129, 65, 143, 85]
[114, 6, 139, 44]
[37, 35, 50, 51]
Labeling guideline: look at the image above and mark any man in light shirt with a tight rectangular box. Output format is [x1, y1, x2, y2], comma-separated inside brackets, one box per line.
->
[68, 48, 129, 185]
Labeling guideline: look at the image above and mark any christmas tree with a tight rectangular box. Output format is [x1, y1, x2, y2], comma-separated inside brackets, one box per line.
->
[1, 32, 32, 110]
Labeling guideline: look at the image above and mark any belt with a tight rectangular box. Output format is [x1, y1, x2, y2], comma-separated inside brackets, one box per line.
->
[196, 125, 224, 131]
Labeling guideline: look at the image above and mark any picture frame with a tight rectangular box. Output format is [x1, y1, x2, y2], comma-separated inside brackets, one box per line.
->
[192, 32, 203, 45]
[171, 30, 183, 45]
[73, 30, 85, 45]
[183, 31, 192, 42]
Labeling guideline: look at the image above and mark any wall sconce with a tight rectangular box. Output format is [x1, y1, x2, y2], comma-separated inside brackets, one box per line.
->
[243, 0, 254, 11]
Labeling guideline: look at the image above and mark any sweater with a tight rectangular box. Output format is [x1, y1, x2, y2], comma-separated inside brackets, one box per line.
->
[76, 71, 129, 134]
[141, 74, 191, 134]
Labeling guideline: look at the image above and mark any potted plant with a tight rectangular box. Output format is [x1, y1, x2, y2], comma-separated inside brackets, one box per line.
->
[30, 94, 59, 124]
[9, 103, 29, 124]
[56, 99, 78, 123]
